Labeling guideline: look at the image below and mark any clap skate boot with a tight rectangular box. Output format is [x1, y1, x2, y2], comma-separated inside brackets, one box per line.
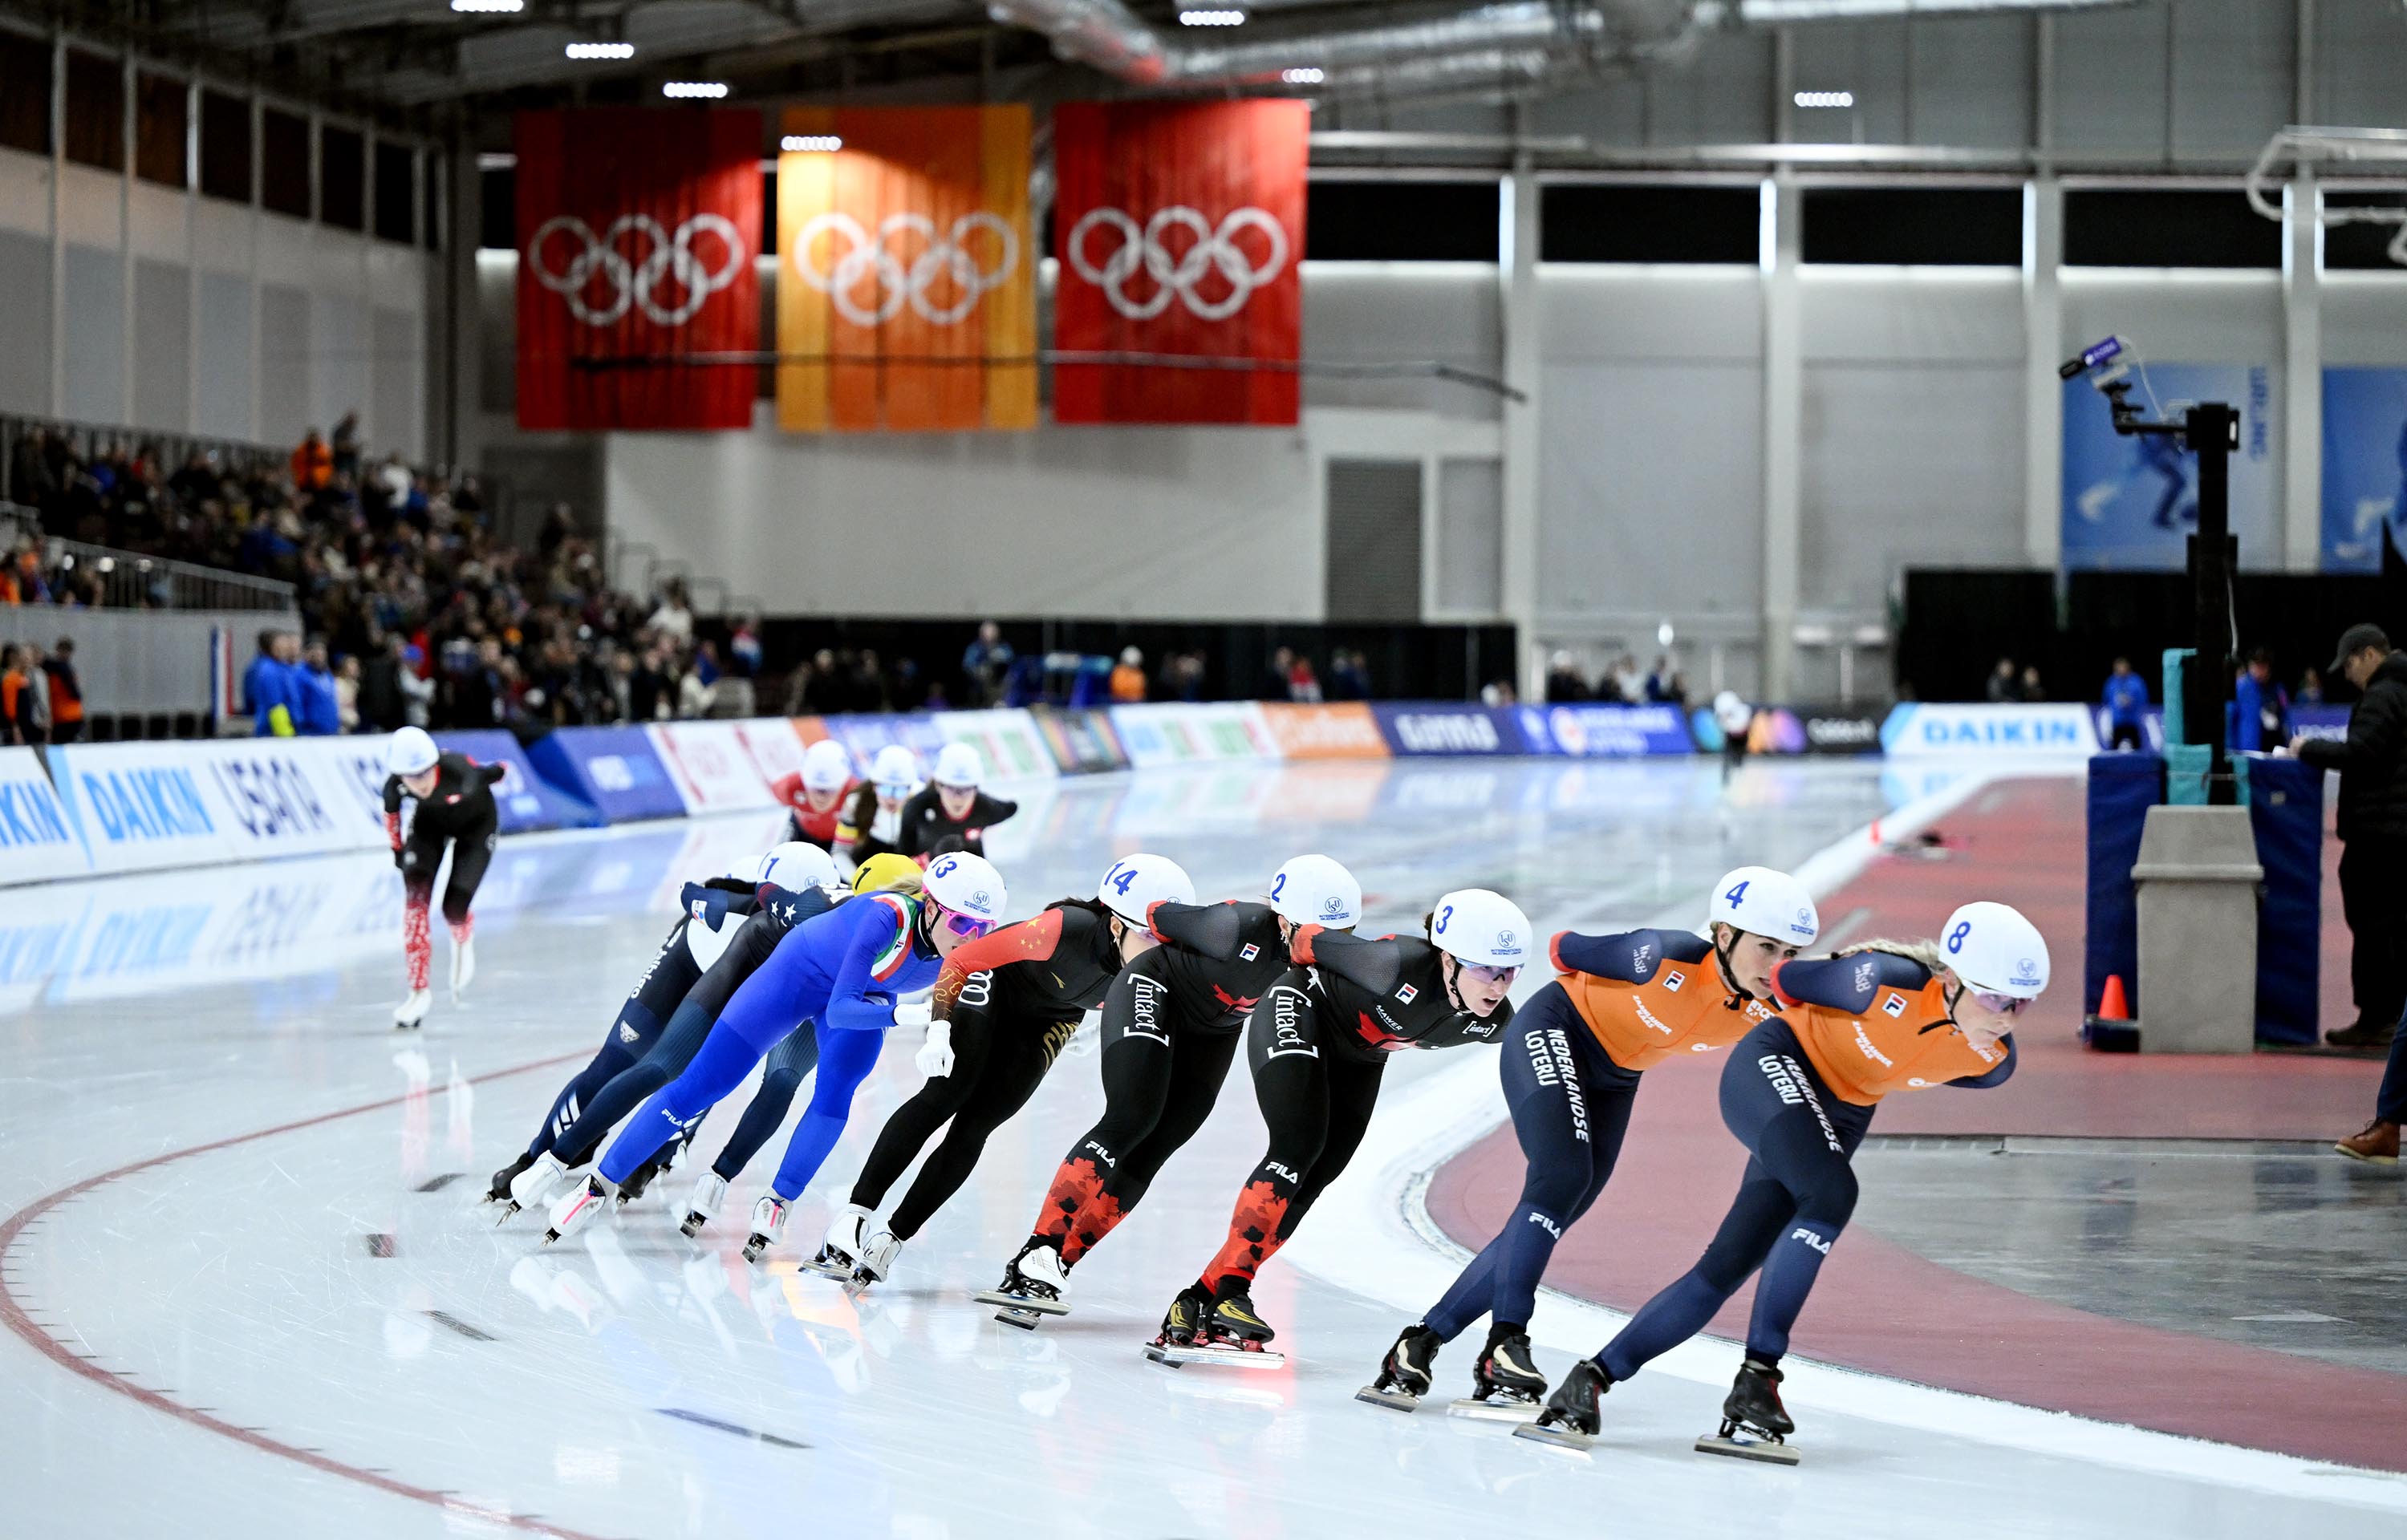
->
[1147, 1285, 1212, 1354]
[976, 1242, 1070, 1327]
[450, 934, 476, 1003]
[850, 1227, 902, 1291]
[615, 1149, 672, 1208]
[1515, 1360, 1613, 1452]
[1453, 1328, 1548, 1421]
[393, 988, 432, 1031]
[1148, 1287, 1286, 1370]
[1696, 1357, 1800, 1465]
[502, 1151, 571, 1222]
[1356, 1323, 1440, 1412]
[542, 1174, 616, 1245]
[741, 1195, 789, 1263]
[485, 1151, 538, 1209]
[806, 1203, 873, 1278]
[680, 1173, 727, 1238]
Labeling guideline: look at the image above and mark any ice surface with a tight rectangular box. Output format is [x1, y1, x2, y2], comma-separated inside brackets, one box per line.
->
[3, 760, 2399, 1538]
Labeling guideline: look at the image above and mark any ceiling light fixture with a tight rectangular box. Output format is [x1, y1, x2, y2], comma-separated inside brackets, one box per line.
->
[1281, 67, 1324, 84]
[1792, 90, 1854, 108]
[565, 41, 635, 59]
[1179, 8, 1246, 24]
[781, 135, 842, 152]
[662, 81, 730, 99]
[449, 0, 524, 13]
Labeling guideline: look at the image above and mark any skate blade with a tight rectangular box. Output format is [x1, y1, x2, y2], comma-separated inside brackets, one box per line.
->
[995, 1307, 1042, 1331]
[1512, 1421, 1595, 1453]
[798, 1258, 853, 1279]
[1695, 1433, 1800, 1466]
[972, 1288, 1069, 1315]
[1448, 1396, 1542, 1423]
[492, 1203, 522, 1227]
[1354, 1385, 1420, 1413]
[1145, 1342, 1285, 1371]
[679, 1217, 708, 1238]
[540, 1229, 563, 1246]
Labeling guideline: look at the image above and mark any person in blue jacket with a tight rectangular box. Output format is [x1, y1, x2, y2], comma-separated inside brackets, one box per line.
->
[296, 638, 343, 736]
[2101, 657, 2150, 752]
[2228, 648, 2291, 753]
[545, 850, 1009, 1254]
[243, 630, 301, 737]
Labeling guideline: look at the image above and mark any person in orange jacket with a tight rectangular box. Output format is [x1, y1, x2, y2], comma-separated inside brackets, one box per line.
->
[1363, 867, 1820, 1416]
[290, 428, 333, 492]
[1522, 901, 2048, 1458]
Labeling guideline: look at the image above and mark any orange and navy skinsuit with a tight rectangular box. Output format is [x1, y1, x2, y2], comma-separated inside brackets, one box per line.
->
[844, 901, 1124, 1242]
[1418, 927, 1776, 1344]
[1595, 948, 2016, 1381]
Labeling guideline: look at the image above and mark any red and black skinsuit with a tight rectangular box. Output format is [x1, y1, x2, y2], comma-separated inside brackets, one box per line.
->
[382, 752, 504, 991]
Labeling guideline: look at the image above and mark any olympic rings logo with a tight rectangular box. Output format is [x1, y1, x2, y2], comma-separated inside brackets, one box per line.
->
[525, 213, 746, 327]
[791, 212, 1020, 327]
[1065, 205, 1290, 322]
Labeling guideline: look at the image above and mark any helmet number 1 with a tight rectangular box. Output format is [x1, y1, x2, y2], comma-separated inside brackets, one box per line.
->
[1723, 880, 1750, 908]
[1946, 920, 1971, 954]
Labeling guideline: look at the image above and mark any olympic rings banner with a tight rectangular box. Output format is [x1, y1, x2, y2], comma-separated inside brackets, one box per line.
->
[776, 106, 1036, 432]
[514, 107, 763, 431]
[1053, 100, 1308, 426]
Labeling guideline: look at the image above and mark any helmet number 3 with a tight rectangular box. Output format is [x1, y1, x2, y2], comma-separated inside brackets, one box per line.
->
[1435, 903, 1454, 934]
[1723, 880, 1750, 908]
[1946, 920, 1971, 954]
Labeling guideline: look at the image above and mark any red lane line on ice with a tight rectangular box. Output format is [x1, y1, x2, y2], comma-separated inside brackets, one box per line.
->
[0, 1050, 614, 1540]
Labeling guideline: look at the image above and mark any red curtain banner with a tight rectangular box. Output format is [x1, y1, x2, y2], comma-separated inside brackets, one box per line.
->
[514, 107, 763, 431]
[1052, 100, 1309, 426]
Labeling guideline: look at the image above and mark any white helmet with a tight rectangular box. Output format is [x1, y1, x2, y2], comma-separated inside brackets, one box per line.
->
[1939, 902, 2051, 999]
[388, 726, 439, 778]
[1097, 853, 1195, 928]
[801, 739, 854, 793]
[1707, 867, 1820, 947]
[1429, 889, 1534, 969]
[753, 841, 838, 893]
[933, 742, 984, 789]
[923, 850, 1008, 926]
[1268, 853, 1361, 930]
[868, 744, 919, 789]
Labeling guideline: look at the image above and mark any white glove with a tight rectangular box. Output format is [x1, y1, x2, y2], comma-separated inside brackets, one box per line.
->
[914, 1019, 954, 1079]
[892, 1000, 932, 1031]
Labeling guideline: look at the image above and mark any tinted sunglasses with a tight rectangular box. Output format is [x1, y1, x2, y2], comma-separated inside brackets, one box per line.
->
[875, 780, 915, 800]
[1971, 991, 2029, 1016]
[1461, 962, 1520, 986]
[936, 906, 996, 939]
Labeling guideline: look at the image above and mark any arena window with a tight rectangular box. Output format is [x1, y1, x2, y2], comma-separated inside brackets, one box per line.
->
[375, 140, 415, 243]
[1306, 180, 1500, 262]
[1540, 184, 1760, 265]
[0, 31, 51, 156]
[134, 72, 186, 188]
[261, 107, 311, 219]
[2063, 188, 2280, 269]
[198, 89, 250, 204]
[63, 48, 124, 172]
[1800, 186, 2021, 266]
[321, 124, 365, 231]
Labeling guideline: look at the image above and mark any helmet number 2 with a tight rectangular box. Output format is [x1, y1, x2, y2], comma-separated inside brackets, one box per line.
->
[1269, 873, 1287, 902]
[1946, 920, 1971, 954]
[1723, 880, 1750, 908]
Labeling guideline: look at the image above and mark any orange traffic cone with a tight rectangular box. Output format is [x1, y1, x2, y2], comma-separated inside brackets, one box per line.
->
[2084, 974, 2137, 1052]
[2096, 975, 2130, 1020]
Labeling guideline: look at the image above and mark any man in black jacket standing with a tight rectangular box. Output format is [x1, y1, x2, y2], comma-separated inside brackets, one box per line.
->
[2293, 624, 2407, 1048]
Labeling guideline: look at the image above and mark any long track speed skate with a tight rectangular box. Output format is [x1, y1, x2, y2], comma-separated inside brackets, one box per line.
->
[1695, 1358, 1800, 1465]
[1451, 1330, 1546, 1422]
[1355, 1324, 1439, 1412]
[803, 1204, 871, 1279]
[976, 1243, 1070, 1329]
[1146, 1288, 1286, 1370]
[1514, 1360, 1612, 1453]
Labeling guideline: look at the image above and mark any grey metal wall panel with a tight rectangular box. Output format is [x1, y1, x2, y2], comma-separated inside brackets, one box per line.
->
[312, 294, 367, 440]
[132, 257, 189, 432]
[1800, 271, 2023, 364]
[61, 245, 124, 424]
[258, 282, 311, 444]
[1908, 14, 2032, 150]
[1325, 458, 1424, 623]
[1798, 361, 2024, 619]
[2171, 0, 2295, 162]
[1435, 458, 1502, 617]
[1538, 359, 1764, 622]
[2049, 2, 2170, 159]
[1642, 30, 1774, 147]
[372, 306, 420, 460]
[1302, 264, 1504, 419]
[193, 272, 253, 440]
[0, 229, 51, 415]
[477, 252, 515, 415]
[1791, 21, 1907, 146]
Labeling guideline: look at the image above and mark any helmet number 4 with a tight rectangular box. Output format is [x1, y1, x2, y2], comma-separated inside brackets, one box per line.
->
[1108, 864, 1138, 896]
[1723, 880, 1750, 907]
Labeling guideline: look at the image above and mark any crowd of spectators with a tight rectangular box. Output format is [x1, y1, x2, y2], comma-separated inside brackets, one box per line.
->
[4, 419, 757, 736]
[0, 638, 82, 745]
[1542, 650, 1687, 708]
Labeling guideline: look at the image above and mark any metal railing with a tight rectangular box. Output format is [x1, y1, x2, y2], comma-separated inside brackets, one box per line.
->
[0, 413, 286, 505]
[2, 502, 298, 613]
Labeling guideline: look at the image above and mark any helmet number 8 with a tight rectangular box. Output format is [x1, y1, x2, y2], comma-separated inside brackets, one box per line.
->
[1946, 920, 1971, 954]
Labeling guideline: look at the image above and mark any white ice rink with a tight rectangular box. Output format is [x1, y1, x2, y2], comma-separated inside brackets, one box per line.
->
[4, 759, 2401, 1539]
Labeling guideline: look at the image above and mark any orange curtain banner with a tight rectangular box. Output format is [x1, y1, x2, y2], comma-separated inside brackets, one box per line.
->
[777, 105, 1035, 432]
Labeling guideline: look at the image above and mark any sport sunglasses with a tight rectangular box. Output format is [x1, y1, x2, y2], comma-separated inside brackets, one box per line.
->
[1971, 990, 2030, 1016]
[935, 904, 996, 939]
[1460, 962, 1520, 986]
